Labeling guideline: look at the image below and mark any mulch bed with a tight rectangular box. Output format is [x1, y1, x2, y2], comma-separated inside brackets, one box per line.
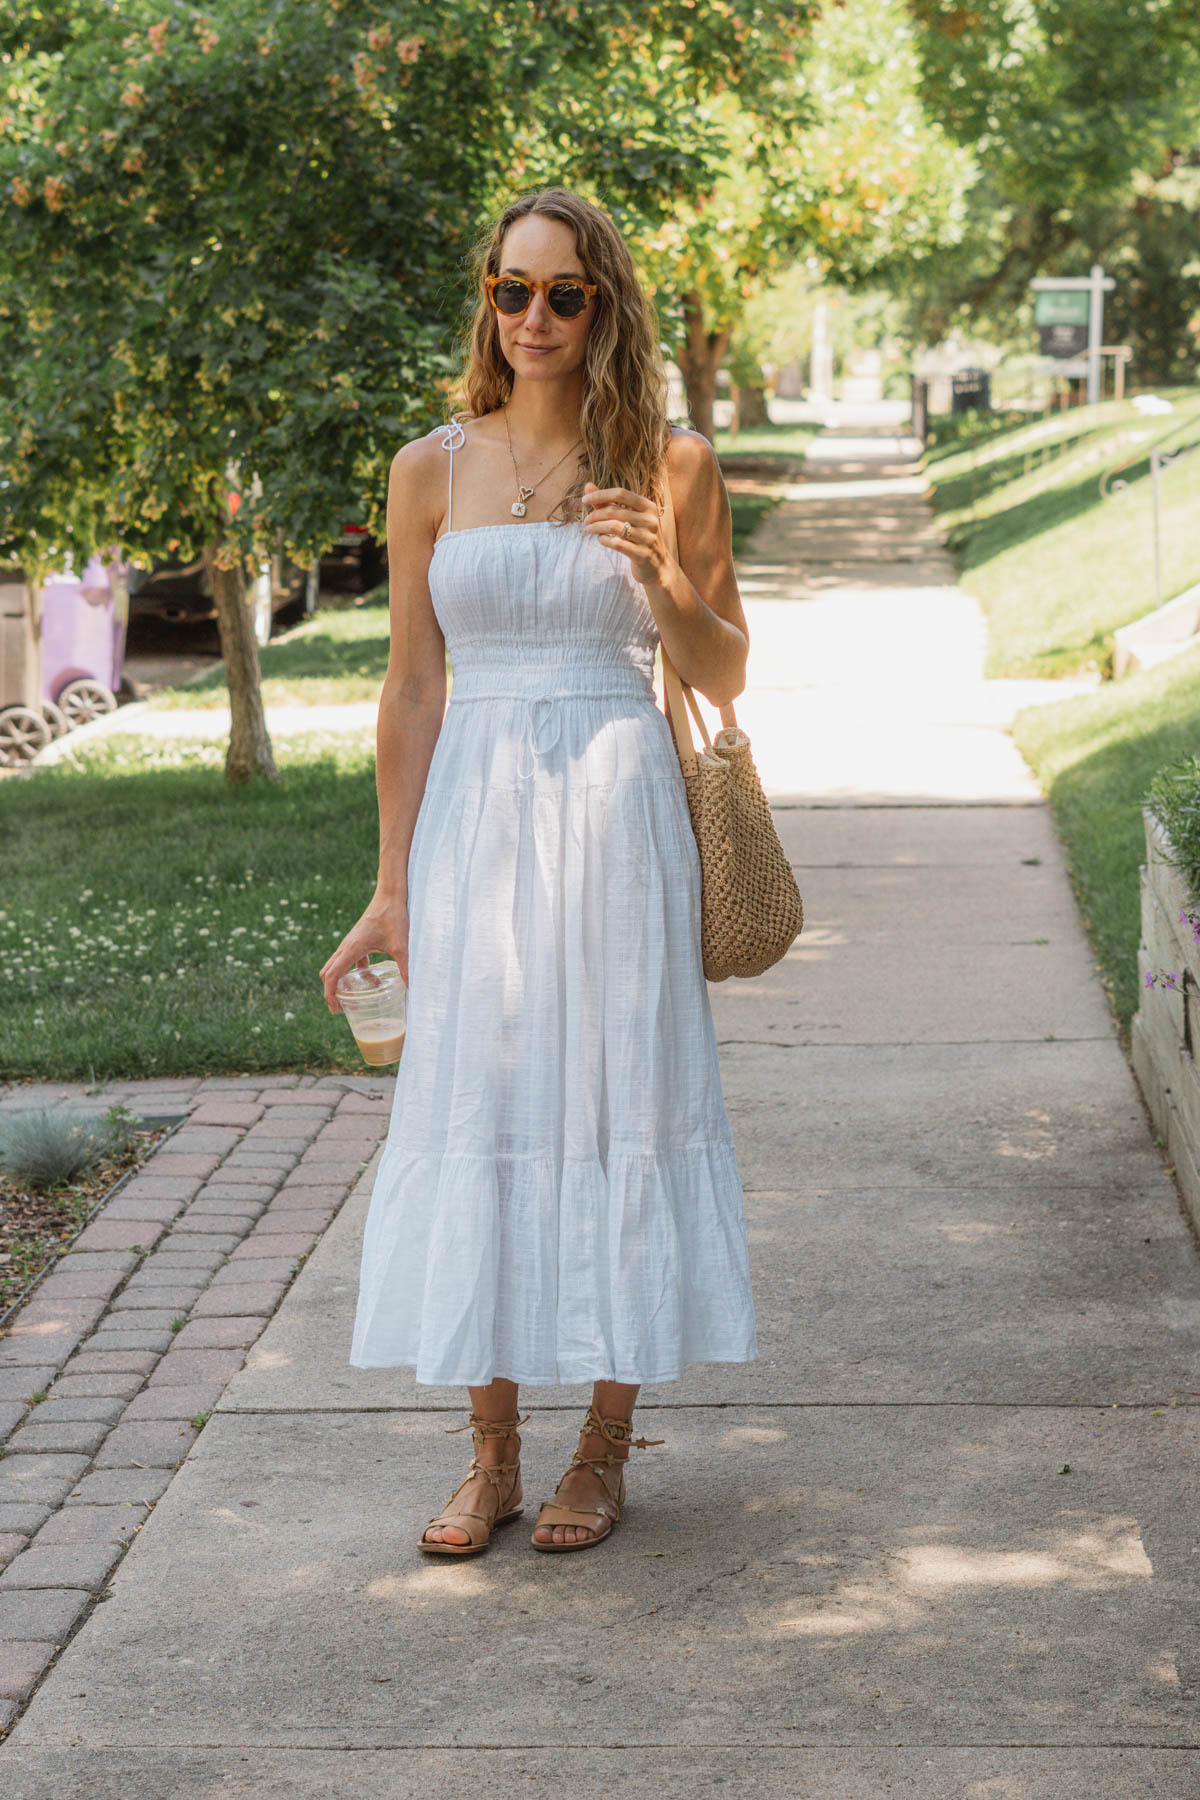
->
[0, 1120, 172, 1316]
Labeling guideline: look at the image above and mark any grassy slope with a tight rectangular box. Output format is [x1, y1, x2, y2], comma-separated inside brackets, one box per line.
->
[1013, 643, 1200, 1038]
[925, 393, 1200, 1040]
[929, 394, 1200, 678]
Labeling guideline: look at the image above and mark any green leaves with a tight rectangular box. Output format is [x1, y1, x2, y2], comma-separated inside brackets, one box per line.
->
[0, 0, 821, 578]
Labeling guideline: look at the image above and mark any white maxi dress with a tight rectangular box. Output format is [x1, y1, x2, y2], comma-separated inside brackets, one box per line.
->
[349, 420, 758, 1386]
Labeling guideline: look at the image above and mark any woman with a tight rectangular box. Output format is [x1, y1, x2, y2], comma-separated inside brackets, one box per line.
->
[320, 186, 757, 1556]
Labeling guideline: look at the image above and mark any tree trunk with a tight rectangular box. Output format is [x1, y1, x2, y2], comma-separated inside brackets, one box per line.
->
[731, 381, 771, 430]
[202, 532, 279, 784]
[676, 292, 731, 444]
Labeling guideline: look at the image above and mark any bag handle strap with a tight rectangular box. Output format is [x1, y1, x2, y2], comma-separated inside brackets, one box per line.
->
[657, 443, 739, 778]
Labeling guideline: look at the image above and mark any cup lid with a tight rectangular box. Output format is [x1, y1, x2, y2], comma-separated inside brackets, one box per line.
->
[335, 959, 402, 997]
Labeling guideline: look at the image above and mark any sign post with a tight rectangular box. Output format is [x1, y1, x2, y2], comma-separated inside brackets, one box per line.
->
[1030, 265, 1115, 404]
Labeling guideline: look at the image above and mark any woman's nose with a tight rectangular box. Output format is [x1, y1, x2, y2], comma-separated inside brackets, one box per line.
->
[525, 290, 554, 328]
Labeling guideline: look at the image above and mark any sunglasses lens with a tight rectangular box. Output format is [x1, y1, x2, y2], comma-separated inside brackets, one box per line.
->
[549, 283, 588, 317]
[493, 279, 531, 315]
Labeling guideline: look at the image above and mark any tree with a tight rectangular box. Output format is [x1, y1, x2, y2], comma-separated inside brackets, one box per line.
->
[904, 0, 1200, 372]
[640, 0, 973, 436]
[1, 0, 505, 779]
[0, 0, 821, 776]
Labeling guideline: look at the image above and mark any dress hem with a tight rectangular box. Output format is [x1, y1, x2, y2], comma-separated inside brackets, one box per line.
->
[347, 1347, 760, 1387]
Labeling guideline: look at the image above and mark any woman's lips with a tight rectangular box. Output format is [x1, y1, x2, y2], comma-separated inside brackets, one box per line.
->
[518, 344, 557, 355]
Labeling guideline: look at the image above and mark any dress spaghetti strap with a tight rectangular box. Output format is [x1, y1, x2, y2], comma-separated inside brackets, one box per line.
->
[438, 419, 466, 534]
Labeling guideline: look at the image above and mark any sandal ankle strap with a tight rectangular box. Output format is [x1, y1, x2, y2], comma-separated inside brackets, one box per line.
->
[580, 1406, 665, 1452]
[445, 1411, 531, 1444]
[466, 1453, 521, 1492]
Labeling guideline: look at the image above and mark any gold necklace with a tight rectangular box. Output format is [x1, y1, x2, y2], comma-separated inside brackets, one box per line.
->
[502, 405, 583, 518]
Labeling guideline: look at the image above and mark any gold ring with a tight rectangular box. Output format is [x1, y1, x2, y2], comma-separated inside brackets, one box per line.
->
[622, 521, 633, 539]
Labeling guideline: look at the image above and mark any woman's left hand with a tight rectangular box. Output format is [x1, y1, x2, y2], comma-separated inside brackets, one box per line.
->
[581, 482, 670, 588]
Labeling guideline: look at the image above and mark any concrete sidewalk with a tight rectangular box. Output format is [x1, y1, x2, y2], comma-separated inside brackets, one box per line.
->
[2, 425, 1197, 1795]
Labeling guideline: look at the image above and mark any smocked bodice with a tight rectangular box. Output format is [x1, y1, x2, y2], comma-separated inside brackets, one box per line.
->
[428, 519, 661, 700]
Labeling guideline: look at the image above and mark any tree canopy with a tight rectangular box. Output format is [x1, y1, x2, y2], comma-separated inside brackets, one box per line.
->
[0, 0, 818, 775]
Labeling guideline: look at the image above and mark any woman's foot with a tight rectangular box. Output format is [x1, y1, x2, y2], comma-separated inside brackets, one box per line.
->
[531, 1418, 626, 1547]
[531, 1406, 664, 1551]
[420, 1413, 525, 1554]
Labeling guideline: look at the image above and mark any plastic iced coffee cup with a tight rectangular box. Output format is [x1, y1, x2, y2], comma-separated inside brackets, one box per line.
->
[334, 958, 406, 1066]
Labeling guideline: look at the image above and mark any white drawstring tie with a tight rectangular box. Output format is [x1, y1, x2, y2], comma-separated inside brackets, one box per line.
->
[516, 695, 563, 780]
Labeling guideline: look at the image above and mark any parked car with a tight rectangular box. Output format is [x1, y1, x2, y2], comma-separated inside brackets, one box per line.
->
[318, 522, 386, 593]
[127, 547, 318, 646]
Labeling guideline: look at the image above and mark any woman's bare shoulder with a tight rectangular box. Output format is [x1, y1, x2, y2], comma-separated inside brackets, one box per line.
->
[665, 423, 717, 469]
[664, 424, 721, 510]
[392, 418, 470, 467]
[387, 420, 472, 512]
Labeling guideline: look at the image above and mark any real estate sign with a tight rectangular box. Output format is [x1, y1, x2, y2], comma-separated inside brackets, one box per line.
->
[1034, 289, 1090, 360]
[1030, 266, 1115, 404]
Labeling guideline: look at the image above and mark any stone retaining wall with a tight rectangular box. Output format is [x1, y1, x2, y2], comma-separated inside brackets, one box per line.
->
[1131, 810, 1200, 1235]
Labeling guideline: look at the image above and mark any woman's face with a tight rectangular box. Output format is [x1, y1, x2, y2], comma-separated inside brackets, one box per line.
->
[492, 215, 594, 382]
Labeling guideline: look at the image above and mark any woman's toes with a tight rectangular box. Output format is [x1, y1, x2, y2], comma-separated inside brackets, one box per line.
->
[426, 1523, 469, 1545]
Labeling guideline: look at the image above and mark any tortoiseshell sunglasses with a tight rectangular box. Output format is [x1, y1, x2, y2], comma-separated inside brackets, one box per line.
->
[483, 274, 598, 319]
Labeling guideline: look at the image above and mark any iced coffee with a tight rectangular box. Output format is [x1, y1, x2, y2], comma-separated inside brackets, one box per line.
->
[334, 959, 406, 1066]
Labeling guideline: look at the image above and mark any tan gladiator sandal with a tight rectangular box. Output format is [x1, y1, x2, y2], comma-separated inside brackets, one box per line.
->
[530, 1406, 664, 1554]
[418, 1411, 530, 1557]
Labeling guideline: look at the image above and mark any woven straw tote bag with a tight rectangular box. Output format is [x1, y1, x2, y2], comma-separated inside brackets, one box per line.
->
[656, 462, 804, 981]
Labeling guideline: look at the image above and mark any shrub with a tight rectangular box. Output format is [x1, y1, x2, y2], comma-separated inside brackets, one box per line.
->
[1146, 752, 1200, 912]
[0, 1103, 139, 1191]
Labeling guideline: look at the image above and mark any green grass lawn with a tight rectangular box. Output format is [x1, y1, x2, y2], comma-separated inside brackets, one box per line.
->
[1013, 637, 1200, 1041]
[0, 732, 383, 1081]
[929, 391, 1200, 678]
[713, 417, 817, 471]
[150, 597, 395, 710]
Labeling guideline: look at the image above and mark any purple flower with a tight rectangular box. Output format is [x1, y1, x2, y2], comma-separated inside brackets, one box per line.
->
[1146, 971, 1158, 988]
[1164, 972, 1180, 990]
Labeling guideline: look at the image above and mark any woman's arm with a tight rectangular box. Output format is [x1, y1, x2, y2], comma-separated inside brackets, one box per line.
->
[319, 438, 446, 1005]
[583, 427, 750, 708]
[652, 428, 749, 706]
[374, 438, 449, 903]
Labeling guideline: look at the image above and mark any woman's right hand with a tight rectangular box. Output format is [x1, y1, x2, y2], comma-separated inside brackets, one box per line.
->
[319, 894, 410, 1012]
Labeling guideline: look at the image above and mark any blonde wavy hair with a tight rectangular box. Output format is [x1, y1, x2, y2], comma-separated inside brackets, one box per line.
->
[448, 187, 673, 525]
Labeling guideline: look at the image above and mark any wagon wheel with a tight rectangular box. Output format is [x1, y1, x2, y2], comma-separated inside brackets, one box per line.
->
[58, 678, 117, 726]
[0, 706, 52, 767]
[40, 700, 72, 739]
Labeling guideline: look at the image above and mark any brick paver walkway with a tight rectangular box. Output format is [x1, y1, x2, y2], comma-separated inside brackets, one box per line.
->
[0, 1073, 393, 1732]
